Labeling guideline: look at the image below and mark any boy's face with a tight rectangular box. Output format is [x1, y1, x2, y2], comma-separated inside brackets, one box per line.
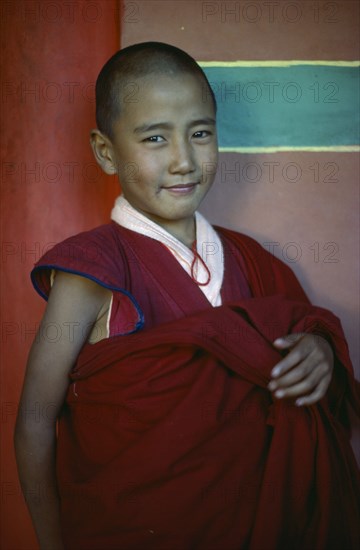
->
[108, 73, 218, 233]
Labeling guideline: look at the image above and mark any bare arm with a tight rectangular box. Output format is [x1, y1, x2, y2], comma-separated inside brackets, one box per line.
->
[14, 272, 112, 550]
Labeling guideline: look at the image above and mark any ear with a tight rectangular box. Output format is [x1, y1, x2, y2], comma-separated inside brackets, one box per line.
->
[90, 129, 118, 175]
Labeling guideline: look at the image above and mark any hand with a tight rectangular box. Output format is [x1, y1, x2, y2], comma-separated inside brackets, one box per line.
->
[268, 333, 334, 406]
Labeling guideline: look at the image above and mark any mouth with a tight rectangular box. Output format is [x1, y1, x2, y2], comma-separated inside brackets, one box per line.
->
[162, 182, 199, 194]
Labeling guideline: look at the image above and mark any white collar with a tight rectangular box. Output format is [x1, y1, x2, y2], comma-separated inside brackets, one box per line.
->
[110, 195, 224, 306]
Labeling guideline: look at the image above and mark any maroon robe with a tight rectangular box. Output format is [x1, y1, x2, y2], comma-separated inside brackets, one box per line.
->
[32, 224, 360, 550]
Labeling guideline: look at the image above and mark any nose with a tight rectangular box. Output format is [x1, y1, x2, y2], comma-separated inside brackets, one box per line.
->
[168, 139, 196, 175]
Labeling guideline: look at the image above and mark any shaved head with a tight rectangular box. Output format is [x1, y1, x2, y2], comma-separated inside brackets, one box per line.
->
[95, 42, 216, 139]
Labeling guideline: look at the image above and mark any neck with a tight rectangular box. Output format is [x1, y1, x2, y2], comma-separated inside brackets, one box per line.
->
[155, 217, 196, 248]
[117, 196, 197, 248]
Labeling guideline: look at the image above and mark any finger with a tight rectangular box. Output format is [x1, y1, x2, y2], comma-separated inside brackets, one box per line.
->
[271, 343, 332, 389]
[295, 376, 332, 406]
[272, 362, 330, 400]
[273, 333, 305, 350]
[271, 337, 314, 378]
[268, 351, 316, 391]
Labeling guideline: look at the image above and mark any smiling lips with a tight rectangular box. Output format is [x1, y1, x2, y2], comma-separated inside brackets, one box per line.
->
[163, 182, 199, 194]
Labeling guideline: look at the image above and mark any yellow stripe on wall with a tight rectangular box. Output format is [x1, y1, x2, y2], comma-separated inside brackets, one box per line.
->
[219, 146, 360, 153]
[199, 61, 360, 67]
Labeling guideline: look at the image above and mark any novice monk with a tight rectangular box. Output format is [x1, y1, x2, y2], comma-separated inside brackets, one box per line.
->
[15, 42, 359, 550]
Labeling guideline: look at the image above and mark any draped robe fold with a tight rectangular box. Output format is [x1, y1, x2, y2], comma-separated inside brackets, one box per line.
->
[32, 225, 360, 549]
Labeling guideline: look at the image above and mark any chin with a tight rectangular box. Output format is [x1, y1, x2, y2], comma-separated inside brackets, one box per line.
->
[167, 204, 198, 218]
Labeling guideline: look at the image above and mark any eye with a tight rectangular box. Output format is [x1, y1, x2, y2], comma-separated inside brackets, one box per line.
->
[144, 135, 165, 143]
[193, 130, 211, 139]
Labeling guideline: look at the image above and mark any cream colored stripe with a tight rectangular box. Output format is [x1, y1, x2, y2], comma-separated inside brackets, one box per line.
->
[199, 60, 360, 67]
[219, 146, 360, 153]
[106, 294, 113, 339]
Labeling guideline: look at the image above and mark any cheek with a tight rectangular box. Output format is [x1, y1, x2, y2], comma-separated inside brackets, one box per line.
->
[117, 152, 159, 187]
[136, 155, 164, 181]
[199, 148, 218, 181]
[210, 142, 219, 163]
[199, 142, 218, 163]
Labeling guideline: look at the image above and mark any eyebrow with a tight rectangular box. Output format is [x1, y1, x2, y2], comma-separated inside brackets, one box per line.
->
[134, 117, 216, 134]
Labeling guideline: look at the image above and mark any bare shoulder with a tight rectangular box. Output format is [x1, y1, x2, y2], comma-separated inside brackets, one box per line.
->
[47, 270, 112, 314]
[35, 271, 112, 362]
[18, 273, 112, 420]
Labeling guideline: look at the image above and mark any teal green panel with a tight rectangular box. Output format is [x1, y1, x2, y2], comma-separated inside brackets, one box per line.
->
[202, 66, 359, 147]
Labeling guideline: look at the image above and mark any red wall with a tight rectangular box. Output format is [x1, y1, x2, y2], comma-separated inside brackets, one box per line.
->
[0, 2, 120, 547]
